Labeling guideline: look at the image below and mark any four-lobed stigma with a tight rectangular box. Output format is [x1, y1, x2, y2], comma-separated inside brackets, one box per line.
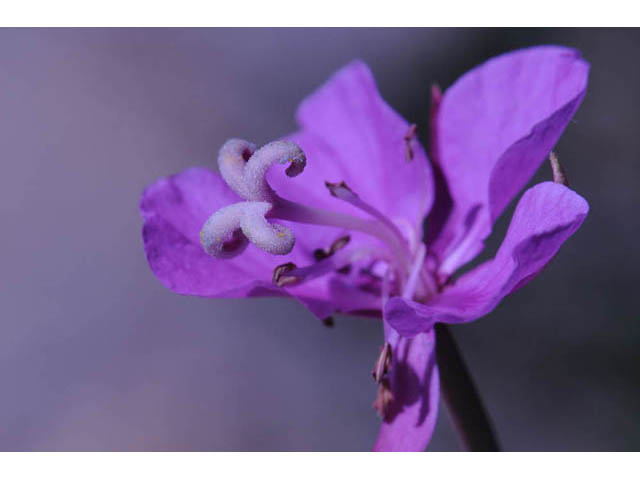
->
[200, 137, 435, 303]
[200, 139, 306, 258]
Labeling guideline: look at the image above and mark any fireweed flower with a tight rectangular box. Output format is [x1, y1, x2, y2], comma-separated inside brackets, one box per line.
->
[140, 46, 589, 451]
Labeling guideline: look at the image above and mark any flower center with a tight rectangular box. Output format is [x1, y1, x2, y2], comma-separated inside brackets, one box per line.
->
[200, 138, 436, 299]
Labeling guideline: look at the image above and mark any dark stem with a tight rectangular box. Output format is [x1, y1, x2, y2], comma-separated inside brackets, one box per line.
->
[435, 324, 501, 451]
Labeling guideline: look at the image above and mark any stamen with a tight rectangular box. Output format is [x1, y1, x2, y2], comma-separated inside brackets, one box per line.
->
[381, 264, 392, 305]
[313, 235, 351, 260]
[393, 218, 419, 256]
[372, 342, 392, 384]
[272, 245, 374, 287]
[549, 151, 569, 186]
[404, 123, 417, 162]
[322, 317, 335, 328]
[373, 378, 394, 420]
[271, 198, 408, 273]
[324, 180, 354, 199]
[402, 243, 426, 300]
[419, 265, 440, 299]
[329, 235, 351, 254]
[322, 181, 410, 275]
[272, 262, 300, 287]
[429, 84, 442, 156]
[324, 181, 407, 251]
[313, 248, 329, 261]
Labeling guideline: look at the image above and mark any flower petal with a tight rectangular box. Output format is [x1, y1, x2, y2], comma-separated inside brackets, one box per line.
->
[141, 167, 269, 293]
[373, 323, 440, 452]
[430, 46, 589, 275]
[271, 60, 434, 232]
[387, 182, 589, 336]
[140, 167, 377, 318]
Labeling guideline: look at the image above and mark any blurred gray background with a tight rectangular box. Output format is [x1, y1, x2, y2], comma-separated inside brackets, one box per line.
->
[0, 28, 637, 451]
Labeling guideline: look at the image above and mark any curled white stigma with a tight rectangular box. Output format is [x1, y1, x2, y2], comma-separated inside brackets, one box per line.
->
[200, 139, 305, 258]
[218, 138, 306, 202]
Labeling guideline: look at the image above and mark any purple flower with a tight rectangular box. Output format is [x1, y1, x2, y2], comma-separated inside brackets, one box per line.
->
[140, 46, 589, 451]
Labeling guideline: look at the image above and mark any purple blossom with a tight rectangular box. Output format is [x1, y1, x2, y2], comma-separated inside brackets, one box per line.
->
[140, 46, 589, 451]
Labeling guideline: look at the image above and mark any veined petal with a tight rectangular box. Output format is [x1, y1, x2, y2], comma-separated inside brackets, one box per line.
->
[430, 46, 589, 275]
[270, 60, 434, 232]
[374, 323, 439, 452]
[386, 182, 589, 336]
[140, 167, 374, 318]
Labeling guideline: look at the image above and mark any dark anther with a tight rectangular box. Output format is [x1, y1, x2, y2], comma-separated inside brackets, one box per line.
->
[325, 180, 355, 199]
[337, 265, 351, 275]
[313, 248, 329, 261]
[372, 343, 395, 420]
[322, 317, 335, 328]
[549, 151, 569, 186]
[241, 148, 252, 162]
[404, 123, 418, 162]
[373, 378, 394, 420]
[372, 342, 392, 384]
[313, 235, 350, 262]
[329, 235, 350, 255]
[272, 262, 300, 287]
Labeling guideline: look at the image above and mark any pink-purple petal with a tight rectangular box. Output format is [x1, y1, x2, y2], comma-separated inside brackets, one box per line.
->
[270, 60, 434, 232]
[430, 46, 589, 275]
[141, 168, 274, 294]
[140, 167, 372, 318]
[374, 325, 440, 452]
[387, 181, 589, 336]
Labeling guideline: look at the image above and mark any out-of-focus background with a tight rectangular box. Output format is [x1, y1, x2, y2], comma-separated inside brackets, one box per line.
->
[0, 28, 637, 451]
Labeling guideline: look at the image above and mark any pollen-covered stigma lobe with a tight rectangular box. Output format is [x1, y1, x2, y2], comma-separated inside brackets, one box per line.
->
[200, 139, 306, 258]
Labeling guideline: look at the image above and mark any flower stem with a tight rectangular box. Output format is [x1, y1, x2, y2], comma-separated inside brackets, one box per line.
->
[435, 324, 501, 451]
